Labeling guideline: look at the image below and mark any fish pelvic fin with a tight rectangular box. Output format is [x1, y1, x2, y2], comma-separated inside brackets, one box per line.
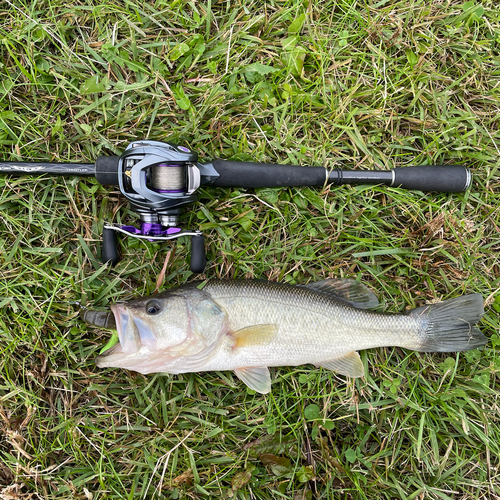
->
[410, 294, 487, 352]
[234, 367, 271, 394]
[231, 324, 278, 349]
[316, 351, 364, 378]
[303, 279, 379, 309]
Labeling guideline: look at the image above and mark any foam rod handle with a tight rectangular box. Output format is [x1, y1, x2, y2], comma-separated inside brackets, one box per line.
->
[190, 234, 206, 273]
[95, 156, 120, 186]
[392, 165, 471, 193]
[210, 159, 327, 188]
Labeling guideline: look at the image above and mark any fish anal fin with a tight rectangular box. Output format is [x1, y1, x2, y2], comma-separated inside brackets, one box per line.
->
[234, 367, 271, 394]
[231, 324, 277, 349]
[304, 278, 379, 309]
[317, 351, 364, 378]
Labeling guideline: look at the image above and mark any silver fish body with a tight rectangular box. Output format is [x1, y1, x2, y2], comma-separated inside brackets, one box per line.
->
[94, 279, 486, 393]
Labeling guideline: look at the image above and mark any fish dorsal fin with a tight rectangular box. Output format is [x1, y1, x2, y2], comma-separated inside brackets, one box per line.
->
[317, 351, 364, 378]
[304, 279, 379, 309]
[234, 367, 271, 394]
[231, 324, 278, 348]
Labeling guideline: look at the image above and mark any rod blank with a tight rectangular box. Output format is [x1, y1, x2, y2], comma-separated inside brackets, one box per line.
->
[0, 161, 96, 176]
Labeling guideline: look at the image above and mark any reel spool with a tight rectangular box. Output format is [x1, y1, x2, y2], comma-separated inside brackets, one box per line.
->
[101, 141, 206, 273]
[151, 164, 186, 192]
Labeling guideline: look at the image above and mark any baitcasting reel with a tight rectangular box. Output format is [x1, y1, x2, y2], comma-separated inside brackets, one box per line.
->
[0, 140, 473, 273]
[96, 140, 219, 273]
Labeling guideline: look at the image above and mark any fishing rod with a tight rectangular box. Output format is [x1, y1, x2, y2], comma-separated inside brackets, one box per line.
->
[0, 140, 472, 272]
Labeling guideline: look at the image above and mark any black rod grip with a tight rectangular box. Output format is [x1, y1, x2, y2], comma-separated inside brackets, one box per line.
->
[210, 159, 327, 188]
[392, 165, 471, 193]
[101, 228, 120, 266]
[95, 156, 120, 186]
[190, 234, 206, 273]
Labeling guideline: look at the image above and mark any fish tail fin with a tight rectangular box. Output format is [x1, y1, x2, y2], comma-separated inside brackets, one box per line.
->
[410, 294, 487, 352]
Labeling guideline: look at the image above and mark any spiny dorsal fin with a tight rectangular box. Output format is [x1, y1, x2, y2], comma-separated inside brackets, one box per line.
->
[317, 351, 364, 378]
[304, 279, 379, 309]
[234, 367, 271, 394]
[231, 324, 278, 349]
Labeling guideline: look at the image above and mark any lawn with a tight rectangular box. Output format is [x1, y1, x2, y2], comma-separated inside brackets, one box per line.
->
[0, 0, 499, 499]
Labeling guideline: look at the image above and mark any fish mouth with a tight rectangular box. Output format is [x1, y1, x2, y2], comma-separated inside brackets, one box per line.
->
[112, 304, 127, 341]
[95, 340, 124, 367]
[95, 304, 136, 367]
[95, 304, 157, 368]
[112, 304, 139, 354]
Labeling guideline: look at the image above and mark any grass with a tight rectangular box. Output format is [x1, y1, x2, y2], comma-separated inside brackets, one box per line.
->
[0, 0, 499, 498]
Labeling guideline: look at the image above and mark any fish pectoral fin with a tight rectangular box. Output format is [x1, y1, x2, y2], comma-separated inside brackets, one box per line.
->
[234, 367, 272, 394]
[303, 279, 379, 310]
[231, 324, 278, 349]
[317, 351, 364, 378]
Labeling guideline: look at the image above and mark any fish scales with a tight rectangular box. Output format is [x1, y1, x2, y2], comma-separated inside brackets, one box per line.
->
[93, 278, 487, 393]
[200, 280, 417, 369]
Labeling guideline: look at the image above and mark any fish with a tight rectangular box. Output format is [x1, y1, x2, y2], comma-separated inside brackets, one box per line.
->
[92, 279, 487, 394]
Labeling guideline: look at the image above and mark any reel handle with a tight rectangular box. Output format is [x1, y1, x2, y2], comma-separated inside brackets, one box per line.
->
[101, 227, 120, 266]
[100, 227, 207, 274]
[190, 233, 206, 273]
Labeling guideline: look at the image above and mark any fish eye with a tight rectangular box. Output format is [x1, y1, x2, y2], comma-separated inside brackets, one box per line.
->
[145, 300, 162, 315]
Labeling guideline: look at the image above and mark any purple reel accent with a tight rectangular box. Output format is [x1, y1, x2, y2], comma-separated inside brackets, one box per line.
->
[121, 223, 182, 242]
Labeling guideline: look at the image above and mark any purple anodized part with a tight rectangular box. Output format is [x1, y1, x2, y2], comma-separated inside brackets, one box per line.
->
[121, 223, 182, 241]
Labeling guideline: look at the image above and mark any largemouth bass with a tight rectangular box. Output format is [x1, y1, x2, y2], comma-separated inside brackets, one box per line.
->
[93, 279, 486, 394]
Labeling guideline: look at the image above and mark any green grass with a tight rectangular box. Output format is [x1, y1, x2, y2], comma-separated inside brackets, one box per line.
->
[0, 0, 499, 498]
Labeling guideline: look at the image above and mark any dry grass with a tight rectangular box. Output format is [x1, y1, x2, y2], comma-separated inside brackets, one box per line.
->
[0, 0, 499, 499]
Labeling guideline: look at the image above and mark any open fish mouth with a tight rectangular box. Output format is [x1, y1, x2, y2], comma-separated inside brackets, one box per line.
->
[95, 338, 125, 367]
[111, 304, 139, 354]
[111, 304, 128, 348]
[94, 304, 133, 366]
[95, 304, 158, 367]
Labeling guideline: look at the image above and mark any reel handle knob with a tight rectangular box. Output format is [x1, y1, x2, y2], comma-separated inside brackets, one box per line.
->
[101, 227, 120, 266]
[190, 233, 206, 273]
